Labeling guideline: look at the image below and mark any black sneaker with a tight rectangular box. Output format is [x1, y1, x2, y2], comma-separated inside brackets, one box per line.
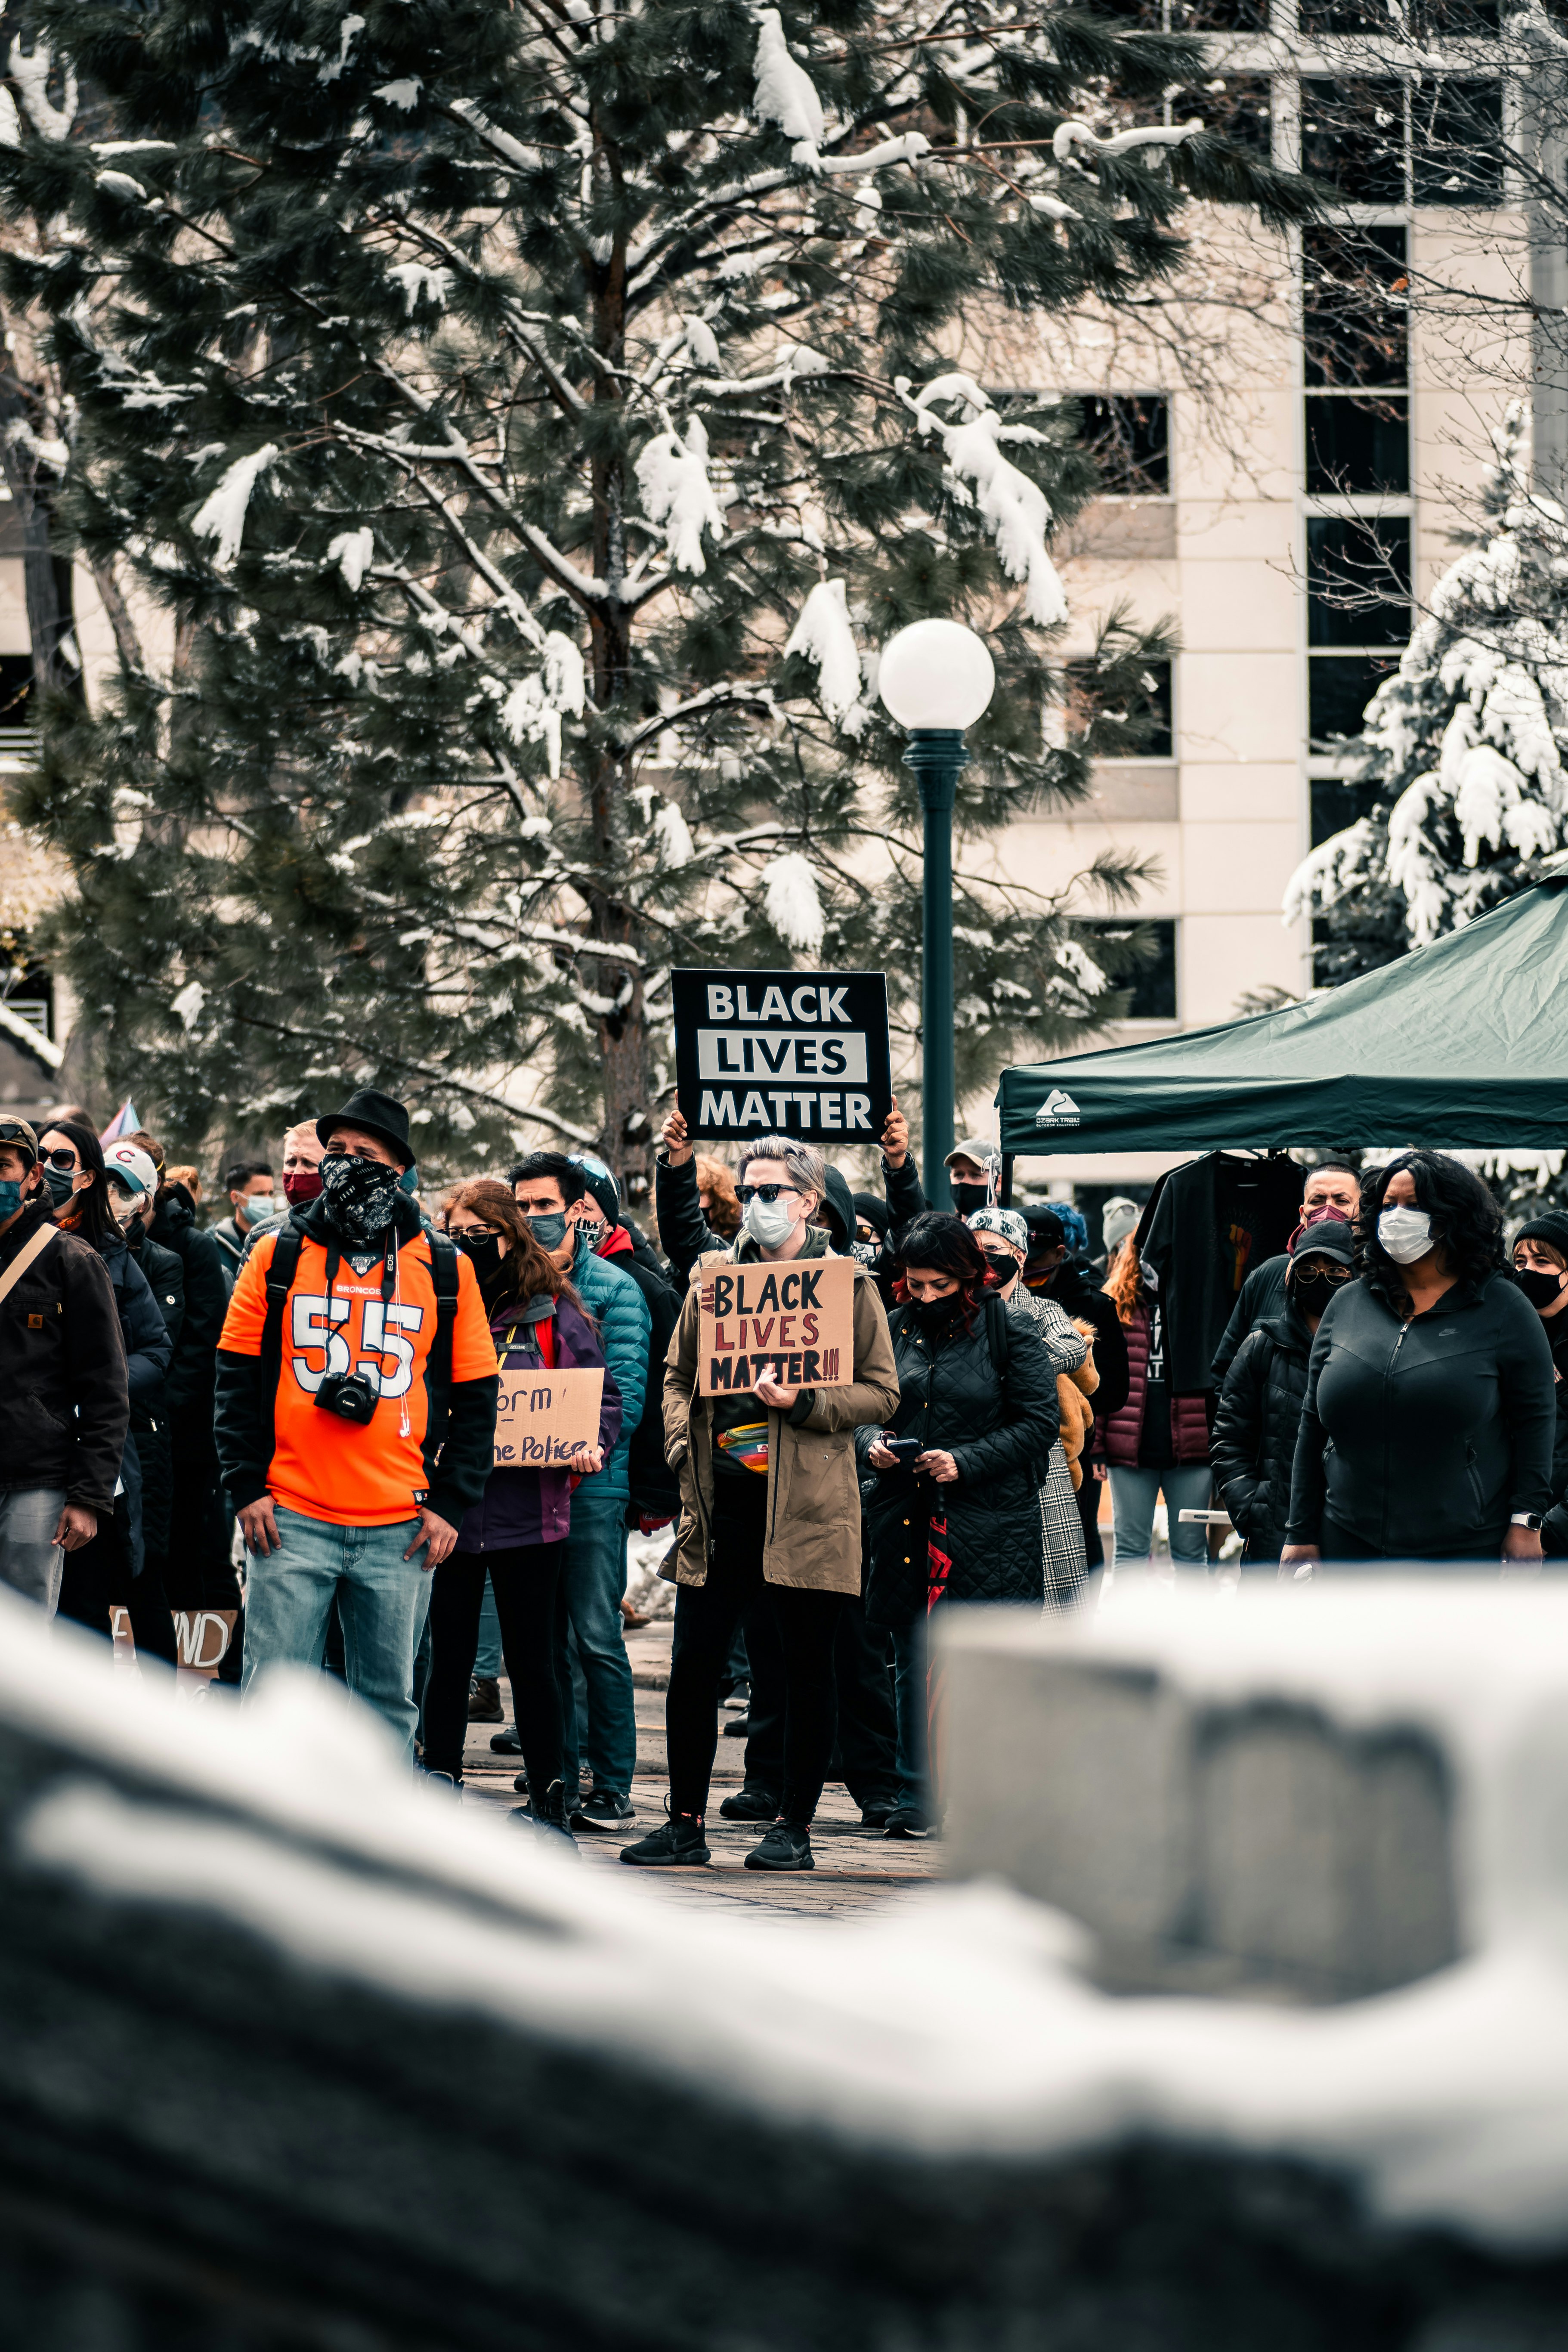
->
[744, 1821, 814, 1872]
[721, 1715, 750, 1739]
[620, 1813, 710, 1866]
[859, 1797, 896, 1829]
[884, 1804, 931, 1840]
[575, 1788, 636, 1835]
[719, 1782, 781, 1822]
[490, 1724, 523, 1755]
[468, 1676, 504, 1723]
[722, 1680, 751, 1713]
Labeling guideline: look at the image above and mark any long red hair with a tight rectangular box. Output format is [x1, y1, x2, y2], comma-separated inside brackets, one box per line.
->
[1103, 1235, 1143, 1326]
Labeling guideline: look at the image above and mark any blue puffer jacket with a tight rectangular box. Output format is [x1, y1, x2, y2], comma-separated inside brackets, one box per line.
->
[568, 1228, 649, 1500]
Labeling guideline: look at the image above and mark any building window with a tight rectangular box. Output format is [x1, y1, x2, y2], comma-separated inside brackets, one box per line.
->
[1310, 775, 1384, 848]
[1411, 79, 1504, 204]
[1305, 394, 1410, 495]
[1077, 394, 1170, 497]
[1306, 517, 1411, 647]
[1163, 73, 1273, 149]
[1300, 77, 1407, 204]
[1308, 656, 1398, 754]
[1302, 227, 1409, 391]
[0, 656, 33, 727]
[1082, 920, 1179, 1018]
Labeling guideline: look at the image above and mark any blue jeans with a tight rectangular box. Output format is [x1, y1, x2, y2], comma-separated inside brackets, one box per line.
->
[243, 1506, 433, 1755]
[473, 1574, 503, 1680]
[1108, 1464, 1214, 1566]
[888, 1618, 928, 1814]
[0, 1487, 66, 1614]
[555, 1489, 636, 1798]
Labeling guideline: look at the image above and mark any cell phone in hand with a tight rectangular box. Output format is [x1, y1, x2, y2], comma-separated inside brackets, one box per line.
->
[882, 1435, 922, 1463]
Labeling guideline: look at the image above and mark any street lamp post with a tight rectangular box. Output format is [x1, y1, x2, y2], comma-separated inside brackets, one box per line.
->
[878, 620, 997, 1210]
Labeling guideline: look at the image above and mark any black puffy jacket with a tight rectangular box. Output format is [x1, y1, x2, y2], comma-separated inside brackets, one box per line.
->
[1287, 1271, 1556, 1558]
[1211, 1300, 1312, 1564]
[857, 1293, 1059, 1627]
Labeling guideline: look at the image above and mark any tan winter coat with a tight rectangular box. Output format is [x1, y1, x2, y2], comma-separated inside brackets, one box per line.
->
[1058, 1320, 1100, 1490]
[664, 1228, 899, 1594]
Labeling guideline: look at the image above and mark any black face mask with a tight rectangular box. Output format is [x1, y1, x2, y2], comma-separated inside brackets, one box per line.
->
[319, 1154, 402, 1242]
[951, 1182, 989, 1218]
[912, 1294, 963, 1332]
[1517, 1266, 1567, 1312]
[1292, 1268, 1346, 1316]
[454, 1229, 504, 1280]
[978, 1251, 1014, 1290]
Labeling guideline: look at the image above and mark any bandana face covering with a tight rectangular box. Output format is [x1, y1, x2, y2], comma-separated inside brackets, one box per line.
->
[319, 1153, 402, 1241]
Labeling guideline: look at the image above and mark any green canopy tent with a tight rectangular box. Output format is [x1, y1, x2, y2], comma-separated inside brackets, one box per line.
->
[996, 874, 1568, 1161]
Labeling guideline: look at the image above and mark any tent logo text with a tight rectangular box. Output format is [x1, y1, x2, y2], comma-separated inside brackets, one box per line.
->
[1035, 1088, 1080, 1129]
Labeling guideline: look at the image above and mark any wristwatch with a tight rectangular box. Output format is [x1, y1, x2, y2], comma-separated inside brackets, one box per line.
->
[1510, 1513, 1545, 1531]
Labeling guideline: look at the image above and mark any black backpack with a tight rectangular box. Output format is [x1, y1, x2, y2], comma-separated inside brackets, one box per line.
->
[258, 1222, 462, 1482]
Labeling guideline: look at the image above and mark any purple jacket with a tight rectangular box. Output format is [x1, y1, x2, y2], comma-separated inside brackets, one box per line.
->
[458, 1293, 622, 1552]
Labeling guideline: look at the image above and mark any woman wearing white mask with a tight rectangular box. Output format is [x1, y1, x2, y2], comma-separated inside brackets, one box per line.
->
[624, 1136, 900, 1875]
[1283, 1152, 1555, 1567]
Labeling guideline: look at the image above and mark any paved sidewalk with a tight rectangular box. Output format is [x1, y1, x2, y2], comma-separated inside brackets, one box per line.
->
[458, 1616, 942, 1919]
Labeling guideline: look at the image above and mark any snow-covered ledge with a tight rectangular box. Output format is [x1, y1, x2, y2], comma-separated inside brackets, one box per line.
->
[8, 1585, 1568, 2339]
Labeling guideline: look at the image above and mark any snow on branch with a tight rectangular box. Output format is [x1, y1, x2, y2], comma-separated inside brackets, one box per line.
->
[9, 39, 75, 140]
[902, 378, 1067, 627]
[635, 416, 726, 575]
[386, 262, 452, 314]
[497, 631, 588, 779]
[191, 444, 280, 569]
[325, 527, 374, 591]
[784, 578, 868, 732]
[753, 10, 824, 159]
[761, 850, 826, 956]
[1052, 116, 1201, 165]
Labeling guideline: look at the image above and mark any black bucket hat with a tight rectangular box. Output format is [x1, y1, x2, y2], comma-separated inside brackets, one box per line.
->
[315, 1088, 414, 1170]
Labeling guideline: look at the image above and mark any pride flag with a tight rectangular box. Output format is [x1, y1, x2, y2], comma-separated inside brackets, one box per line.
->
[99, 1099, 142, 1145]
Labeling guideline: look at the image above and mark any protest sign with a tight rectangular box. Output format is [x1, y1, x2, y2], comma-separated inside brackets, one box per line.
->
[671, 968, 892, 1145]
[174, 1609, 238, 1685]
[698, 1255, 856, 1396]
[494, 1367, 604, 1466]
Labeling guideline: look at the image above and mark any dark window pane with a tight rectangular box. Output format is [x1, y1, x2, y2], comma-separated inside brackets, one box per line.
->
[1300, 0, 1385, 28]
[1078, 393, 1170, 495]
[1303, 226, 1409, 390]
[1082, 921, 1178, 1017]
[0, 656, 32, 722]
[1413, 80, 1503, 203]
[1169, 0, 1270, 28]
[1163, 73, 1272, 151]
[1087, 0, 1163, 21]
[1416, 0, 1500, 28]
[1309, 655, 1398, 750]
[1307, 517, 1412, 647]
[1311, 776, 1383, 847]
[1305, 394, 1410, 494]
[1300, 78, 1406, 204]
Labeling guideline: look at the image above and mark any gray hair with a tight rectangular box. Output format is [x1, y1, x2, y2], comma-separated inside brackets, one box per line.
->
[738, 1135, 826, 1205]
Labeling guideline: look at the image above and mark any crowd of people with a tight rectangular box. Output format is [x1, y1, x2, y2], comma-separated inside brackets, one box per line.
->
[1, 1089, 1561, 1874]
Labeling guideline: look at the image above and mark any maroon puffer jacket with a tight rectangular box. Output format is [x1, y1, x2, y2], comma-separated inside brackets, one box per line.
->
[1104, 1301, 1209, 1468]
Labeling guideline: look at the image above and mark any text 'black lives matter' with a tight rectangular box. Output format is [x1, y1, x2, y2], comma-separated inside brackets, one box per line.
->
[671, 968, 893, 1145]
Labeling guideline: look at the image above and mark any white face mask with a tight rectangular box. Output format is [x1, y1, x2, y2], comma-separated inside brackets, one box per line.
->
[1378, 1205, 1434, 1265]
[742, 1192, 797, 1251]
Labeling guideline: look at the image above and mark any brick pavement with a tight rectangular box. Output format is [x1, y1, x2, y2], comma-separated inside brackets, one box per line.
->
[458, 1616, 942, 1919]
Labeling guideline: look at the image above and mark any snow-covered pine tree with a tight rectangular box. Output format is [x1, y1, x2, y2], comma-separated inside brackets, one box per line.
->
[1288, 404, 1568, 987]
[2, 0, 1309, 1182]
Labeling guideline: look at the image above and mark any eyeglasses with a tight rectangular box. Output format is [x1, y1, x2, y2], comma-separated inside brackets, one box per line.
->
[43, 1148, 79, 1172]
[738, 1183, 800, 1206]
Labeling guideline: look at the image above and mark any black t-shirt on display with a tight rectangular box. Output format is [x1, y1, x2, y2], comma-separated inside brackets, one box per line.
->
[1138, 1153, 1305, 1395]
[1138, 1301, 1173, 1469]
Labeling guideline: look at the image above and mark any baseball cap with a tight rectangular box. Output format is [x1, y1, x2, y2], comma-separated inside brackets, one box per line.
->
[1288, 1216, 1355, 1269]
[944, 1136, 999, 1172]
[0, 1115, 38, 1167]
[103, 1140, 158, 1198]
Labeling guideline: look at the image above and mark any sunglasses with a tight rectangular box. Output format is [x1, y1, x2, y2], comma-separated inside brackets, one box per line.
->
[43, 1148, 79, 1171]
[738, 1183, 800, 1206]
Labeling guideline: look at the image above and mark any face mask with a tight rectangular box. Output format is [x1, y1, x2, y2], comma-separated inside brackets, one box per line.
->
[1517, 1266, 1567, 1312]
[319, 1153, 402, 1241]
[576, 1215, 608, 1251]
[1378, 1205, 1434, 1265]
[241, 1192, 275, 1226]
[42, 1164, 76, 1207]
[283, 1168, 324, 1207]
[951, 1181, 989, 1218]
[1291, 1267, 1344, 1315]
[0, 1179, 22, 1221]
[524, 1209, 569, 1251]
[741, 1193, 796, 1251]
[112, 1195, 143, 1233]
[979, 1251, 1014, 1290]
[913, 1293, 962, 1331]
[455, 1230, 504, 1281]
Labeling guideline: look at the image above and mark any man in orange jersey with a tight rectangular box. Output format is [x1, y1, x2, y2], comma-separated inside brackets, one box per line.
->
[215, 1090, 499, 1750]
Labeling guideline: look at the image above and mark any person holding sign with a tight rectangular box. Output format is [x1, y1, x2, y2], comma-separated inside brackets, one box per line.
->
[420, 1182, 621, 1839]
[621, 1137, 899, 1875]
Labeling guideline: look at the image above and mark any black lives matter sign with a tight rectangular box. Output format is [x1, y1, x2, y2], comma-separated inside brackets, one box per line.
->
[671, 968, 892, 1145]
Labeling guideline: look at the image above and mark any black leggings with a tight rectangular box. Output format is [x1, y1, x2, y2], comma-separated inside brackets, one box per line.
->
[667, 1475, 843, 1823]
[424, 1543, 565, 1789]
[58, 1523, 178, 1666]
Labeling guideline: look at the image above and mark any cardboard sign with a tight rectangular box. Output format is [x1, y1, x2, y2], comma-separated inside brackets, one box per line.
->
[671, 968, 892, 1145]
[174, 1608, 237, 1680]
[494, 1367, 604, 1466]
[698, 1255, 855, 1395]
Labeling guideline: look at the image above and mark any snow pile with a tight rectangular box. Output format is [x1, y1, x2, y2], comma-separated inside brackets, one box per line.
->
[9, 38, 75, 139]
[498, 630, 587, 778]
[624, 1529, 677, 1619]
[651, 798, 695, 867]
[19, 1580, 1568, 2253]
[784, 578, 867, 730]
[907, 378, 1067, 627]
[753, 9, 824, 158]
[326, 526, 375, 591]
[761, 850, 826, 955]
[1288, 403, 1568, 950]
[190, 443, 280, 569]
[635, 419, 726, 574]
[386, 261, 452, 313]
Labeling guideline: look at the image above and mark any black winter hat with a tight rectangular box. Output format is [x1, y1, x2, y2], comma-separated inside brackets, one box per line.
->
[1516, 1212, 1568, 1259]
[316, 1088, 414, 1169]
[573, 1157, 621, 1227]
[853, 1191, 891, 1241]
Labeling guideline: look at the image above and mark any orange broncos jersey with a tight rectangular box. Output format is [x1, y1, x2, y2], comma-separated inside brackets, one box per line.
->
[220, 1228, 499, 1526]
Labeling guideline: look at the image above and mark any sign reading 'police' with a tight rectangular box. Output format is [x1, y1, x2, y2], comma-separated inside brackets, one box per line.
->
[671, 968, 892, 1145]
